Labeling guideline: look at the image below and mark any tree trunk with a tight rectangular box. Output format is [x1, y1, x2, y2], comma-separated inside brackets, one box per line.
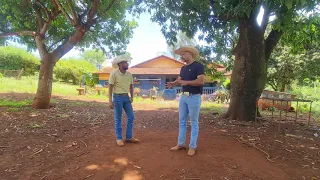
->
[280, 82, 286, 92]
[222, 20, 266, 121]
[32, 54, 55, 109]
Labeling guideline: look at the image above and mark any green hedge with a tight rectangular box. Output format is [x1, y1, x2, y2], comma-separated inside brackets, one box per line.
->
[0, 46, 40, 76]
[54, 58, 97, 85]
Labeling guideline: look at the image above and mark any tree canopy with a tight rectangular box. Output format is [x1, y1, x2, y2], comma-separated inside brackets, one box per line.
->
[0, 0, 139, 59]
[146, 0, 320, 60]
[80, 49, 106, 68]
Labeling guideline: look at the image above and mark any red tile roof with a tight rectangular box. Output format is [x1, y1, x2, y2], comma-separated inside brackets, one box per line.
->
[95, 67, 227, 75]
[95, 67, 181, 75]
[131, 55, 185, 68]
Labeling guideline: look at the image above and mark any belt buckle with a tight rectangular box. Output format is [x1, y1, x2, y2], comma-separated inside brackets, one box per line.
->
[183, 92, 190, 97]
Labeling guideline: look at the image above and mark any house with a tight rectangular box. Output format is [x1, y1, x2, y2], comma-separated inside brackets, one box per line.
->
[94, 55, 229, 95]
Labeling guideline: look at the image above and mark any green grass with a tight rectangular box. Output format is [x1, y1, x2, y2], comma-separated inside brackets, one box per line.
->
[289, 83, 320, 120]
[0, 76, 78, 96]
[0, 99, 32, 107]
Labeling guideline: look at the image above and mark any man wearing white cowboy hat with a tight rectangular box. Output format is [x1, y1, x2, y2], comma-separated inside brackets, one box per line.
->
[109, 54, 139, 147]
[166, 46, 205, 156]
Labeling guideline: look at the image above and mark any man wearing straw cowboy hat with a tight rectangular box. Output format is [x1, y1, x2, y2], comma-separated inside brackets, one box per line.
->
[166, 46, 205, 156]
[109, 54, 139, 147]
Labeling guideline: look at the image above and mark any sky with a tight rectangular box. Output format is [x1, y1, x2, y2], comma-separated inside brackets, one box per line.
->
[64, 12, 169, 66]
[7, 9, 265, 67]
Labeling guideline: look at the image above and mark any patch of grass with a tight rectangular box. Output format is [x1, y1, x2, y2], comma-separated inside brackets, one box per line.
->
[201, 102, 227, 115]
[0, 76, 78, 96]
[0, 99, 32, 107]
[7, 107, 21, 112]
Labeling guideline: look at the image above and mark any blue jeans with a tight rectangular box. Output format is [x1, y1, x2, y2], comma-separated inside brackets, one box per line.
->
[178, 94, 201, 149]
[113, 95, 135, 140]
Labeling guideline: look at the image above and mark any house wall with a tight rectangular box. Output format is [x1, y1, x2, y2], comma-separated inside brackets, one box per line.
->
[99, 74, 110, 80]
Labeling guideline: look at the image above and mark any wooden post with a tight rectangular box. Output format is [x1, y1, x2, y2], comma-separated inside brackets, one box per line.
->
[16, 68, 24, 79]
[285, 100, 288, 120]
[278, 100, 282, 133]
[295, 101, 298, 123]
[308, 102, 312, 126]
[272, 99, 274, 120]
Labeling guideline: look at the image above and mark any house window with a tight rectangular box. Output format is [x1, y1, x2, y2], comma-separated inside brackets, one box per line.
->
[172, 78, 176, 81]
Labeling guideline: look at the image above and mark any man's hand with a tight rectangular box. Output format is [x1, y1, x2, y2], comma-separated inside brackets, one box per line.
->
[109, 101, 114, 109]
[166, 81, 175, 89]
[130, 97, 133, 103]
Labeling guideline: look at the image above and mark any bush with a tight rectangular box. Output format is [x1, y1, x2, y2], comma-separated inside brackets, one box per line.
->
[54, 58, 97, 85]
[0, 46, 40, 76]
[0, 72, 2, 79]
[83, 73, 99, 87]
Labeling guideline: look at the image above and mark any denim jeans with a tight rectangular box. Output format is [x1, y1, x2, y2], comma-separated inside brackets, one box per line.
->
[113, 94, 135, 140]
[178, 94, 201, 149]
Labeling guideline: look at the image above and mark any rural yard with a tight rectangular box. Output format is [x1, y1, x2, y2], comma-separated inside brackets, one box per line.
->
[1, 93, 319, 180]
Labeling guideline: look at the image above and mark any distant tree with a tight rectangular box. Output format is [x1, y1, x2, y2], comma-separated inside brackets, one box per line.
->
[80, 49, 106, 68]
[167, 31, 197, 59]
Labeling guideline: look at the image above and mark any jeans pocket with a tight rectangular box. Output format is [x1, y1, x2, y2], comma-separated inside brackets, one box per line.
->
[188, 95, 201, 108]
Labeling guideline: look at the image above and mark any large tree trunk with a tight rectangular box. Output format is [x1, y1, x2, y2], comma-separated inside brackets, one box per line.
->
[32, 54, 55, 109]
[222, 20, 266, 121]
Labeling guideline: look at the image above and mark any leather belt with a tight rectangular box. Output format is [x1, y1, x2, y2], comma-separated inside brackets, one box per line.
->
[114, 93, 129, 96]
[182, 92, 200, 97]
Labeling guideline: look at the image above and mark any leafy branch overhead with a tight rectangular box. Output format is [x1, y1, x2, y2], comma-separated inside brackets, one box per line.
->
[0, 0, 139, 60]
[146, 0, 320, 60]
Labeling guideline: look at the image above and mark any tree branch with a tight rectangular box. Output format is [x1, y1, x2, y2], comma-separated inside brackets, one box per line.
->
[33, 4, 44, 32]
[54, 0, 75, 26]
[34, 35, 48, 59]
[86, 0, 100, 29]
[0, 31, 35, 38]
[51, 0, 61, 19]
[36, 1, 51, 22]
[66, 0, 78, 24]
[265, 29, 283, 60]
[51, 25, 86, 61]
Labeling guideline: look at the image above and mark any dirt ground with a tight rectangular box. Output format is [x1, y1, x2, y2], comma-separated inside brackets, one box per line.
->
[0, 93, 320, 180]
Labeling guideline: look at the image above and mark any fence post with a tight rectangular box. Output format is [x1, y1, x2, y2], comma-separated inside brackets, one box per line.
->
[16, 68, 24, 79]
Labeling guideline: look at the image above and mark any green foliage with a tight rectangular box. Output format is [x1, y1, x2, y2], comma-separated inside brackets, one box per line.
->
[267, 46, 320, 91]
[0, 46, 40, 75]
[267, 46, 303, 91]
[0, 1, 140, 56]
[83, 73, 99, 88]
[146, 0, 319, 61]
[167, 31, 198, 59]
[54, 58, 97, 85]
[289, 82, 320, 119]
[0, 72, 2, 79]
[0, 99, 32, 107]
[80, 49, 106, 67]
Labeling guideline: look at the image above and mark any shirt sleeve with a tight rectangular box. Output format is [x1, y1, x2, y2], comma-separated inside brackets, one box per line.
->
[109, 71, 115, 85]
[197, 64, 205, 76]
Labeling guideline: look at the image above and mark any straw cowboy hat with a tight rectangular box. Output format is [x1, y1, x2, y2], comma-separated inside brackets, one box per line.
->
[111, 54, 132, 68]
[174, 46, 200, 60]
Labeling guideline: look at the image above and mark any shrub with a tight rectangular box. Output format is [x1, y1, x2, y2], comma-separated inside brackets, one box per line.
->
[54, 58, 97, 85]
[0, 46, 40, 76]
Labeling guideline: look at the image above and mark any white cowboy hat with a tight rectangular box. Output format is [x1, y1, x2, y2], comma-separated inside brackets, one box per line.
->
[111, 54, 132, 68]
[174, 46, 200, 60]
